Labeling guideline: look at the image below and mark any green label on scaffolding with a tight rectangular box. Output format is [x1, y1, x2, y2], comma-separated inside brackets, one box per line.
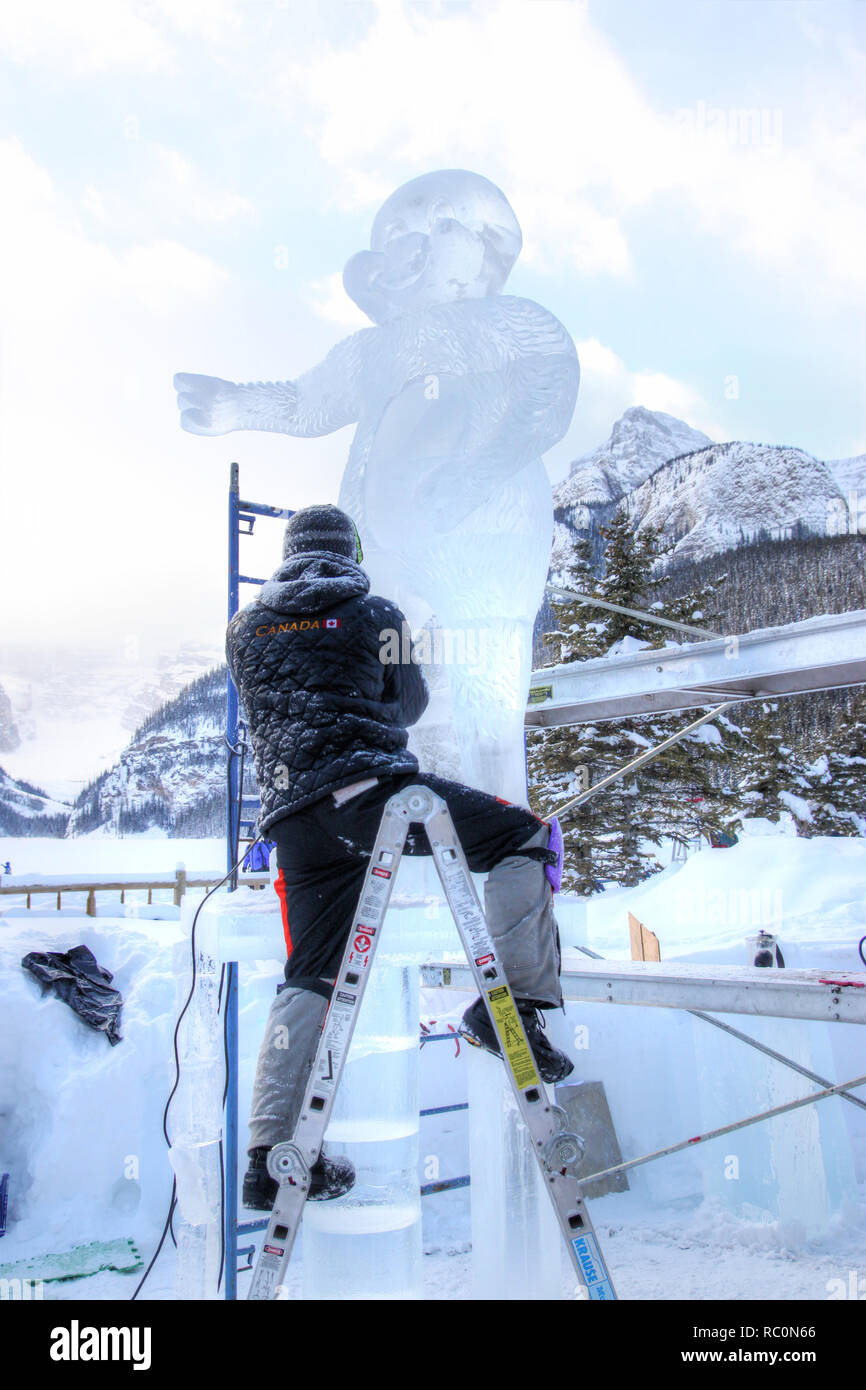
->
[527, 686, 553, 706]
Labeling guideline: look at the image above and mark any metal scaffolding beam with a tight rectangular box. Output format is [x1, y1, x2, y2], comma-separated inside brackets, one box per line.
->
[421, 958, 866, 1025]
[526, 608, 866, 726]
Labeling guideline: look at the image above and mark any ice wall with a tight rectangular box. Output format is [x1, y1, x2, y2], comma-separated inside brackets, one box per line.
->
[0, 916, 183, 1277]
[554, 841, 866, 1242]
[690, 1010, 857, 1241]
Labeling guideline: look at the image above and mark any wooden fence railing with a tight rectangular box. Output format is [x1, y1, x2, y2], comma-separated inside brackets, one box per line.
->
[0, 869, 270, 916]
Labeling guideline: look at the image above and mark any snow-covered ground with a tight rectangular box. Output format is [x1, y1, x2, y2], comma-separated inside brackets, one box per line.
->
[1, 827, 864, 1301]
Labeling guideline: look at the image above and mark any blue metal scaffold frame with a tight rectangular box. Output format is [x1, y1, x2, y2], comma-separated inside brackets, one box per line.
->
[224, 462, 293, 1300]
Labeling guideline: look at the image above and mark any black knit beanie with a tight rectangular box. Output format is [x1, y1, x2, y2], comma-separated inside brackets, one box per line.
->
[281, 504, 361, 561]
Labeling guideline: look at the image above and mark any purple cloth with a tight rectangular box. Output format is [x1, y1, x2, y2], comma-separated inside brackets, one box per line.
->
[544, 816, 564, 893]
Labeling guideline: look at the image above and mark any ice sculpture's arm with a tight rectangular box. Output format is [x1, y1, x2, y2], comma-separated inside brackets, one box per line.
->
[416, 348, 579, 531]
[174, 328, 375, 438]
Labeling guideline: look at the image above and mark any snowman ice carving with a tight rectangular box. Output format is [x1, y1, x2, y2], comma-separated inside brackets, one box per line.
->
[175, 170, 579, 801]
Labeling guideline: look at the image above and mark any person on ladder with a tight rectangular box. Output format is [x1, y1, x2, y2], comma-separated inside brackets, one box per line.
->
[226, 503, 573, 1211]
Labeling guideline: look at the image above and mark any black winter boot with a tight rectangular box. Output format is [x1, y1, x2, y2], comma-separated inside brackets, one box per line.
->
[458, 995, 574, 1084]
[243, 1147, 356, 1211]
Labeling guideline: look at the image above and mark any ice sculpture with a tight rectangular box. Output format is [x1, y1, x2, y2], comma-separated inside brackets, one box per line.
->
[466, 1046, 564, 1300]
[302, 933, 422, 1299]
[174, 171, 581, 1298]
[169, 910, 225, 1300]
[174, 169, 579, 802]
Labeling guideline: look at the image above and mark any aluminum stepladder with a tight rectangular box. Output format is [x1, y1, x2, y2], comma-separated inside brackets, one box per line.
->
[247, 784, 617, 1301]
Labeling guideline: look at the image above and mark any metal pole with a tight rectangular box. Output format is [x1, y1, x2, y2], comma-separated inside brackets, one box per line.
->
[546, 584, 725, 642]
[554, 699, 739, 820]
[579, 1072, 866, 1186]
[227, 463, 240, 882]
[224, 961, 239, 1302]
[225, 461, 241, 1301]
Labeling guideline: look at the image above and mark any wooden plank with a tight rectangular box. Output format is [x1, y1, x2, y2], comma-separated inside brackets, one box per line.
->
[628, 911, 660, 962]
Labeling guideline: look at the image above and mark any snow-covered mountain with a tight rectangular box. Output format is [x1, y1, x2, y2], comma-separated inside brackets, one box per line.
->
[549, 407, 715, 582]
[627, 440, 844, 563]
[555, 407, 713, 510]
[67, 667, 229, 838]
[0, 640, 222, 801]
[550, 408, 861, 576]
[0, 765, 70, 835]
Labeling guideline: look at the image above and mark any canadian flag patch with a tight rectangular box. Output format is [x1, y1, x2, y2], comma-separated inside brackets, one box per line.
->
[324, 618, 341, 629]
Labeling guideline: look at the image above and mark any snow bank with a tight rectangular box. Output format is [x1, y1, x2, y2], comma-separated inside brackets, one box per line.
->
[0, 914, 184, 1275]
[579, 834, 866, 959]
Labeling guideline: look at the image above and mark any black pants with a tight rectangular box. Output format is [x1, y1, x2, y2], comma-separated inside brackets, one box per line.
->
[268, 771, 547, 990]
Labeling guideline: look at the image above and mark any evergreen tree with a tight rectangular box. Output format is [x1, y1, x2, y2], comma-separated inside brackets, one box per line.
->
[530, 512, 739, 888]
[804, 689, 866, 835]
[526, 722, 659, 893]
[543, 537, 607, 665]
[733, 700, 817, 834]
[595, 508, 665, 644]
[629, 709, 735, 852]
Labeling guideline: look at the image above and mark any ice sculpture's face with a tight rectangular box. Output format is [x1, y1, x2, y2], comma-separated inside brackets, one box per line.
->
[343, 170, 522, 324]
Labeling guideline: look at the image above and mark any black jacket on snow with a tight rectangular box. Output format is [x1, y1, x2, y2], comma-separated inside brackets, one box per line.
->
[225, 551, 429, 831]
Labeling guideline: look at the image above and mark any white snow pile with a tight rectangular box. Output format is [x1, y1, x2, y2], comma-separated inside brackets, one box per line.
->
[0, 915, 184, 1297]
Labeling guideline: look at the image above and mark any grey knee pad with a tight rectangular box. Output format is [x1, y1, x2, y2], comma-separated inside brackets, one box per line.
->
[484, 825, 563, 1008]
[248, 985, 329, 1152]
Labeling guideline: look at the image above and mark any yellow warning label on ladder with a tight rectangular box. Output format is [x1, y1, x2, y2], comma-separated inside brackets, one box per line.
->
[486, 985, 540, 1090]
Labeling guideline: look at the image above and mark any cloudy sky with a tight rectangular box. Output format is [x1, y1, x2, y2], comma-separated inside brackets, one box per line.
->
[0, 0, 863, 662]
